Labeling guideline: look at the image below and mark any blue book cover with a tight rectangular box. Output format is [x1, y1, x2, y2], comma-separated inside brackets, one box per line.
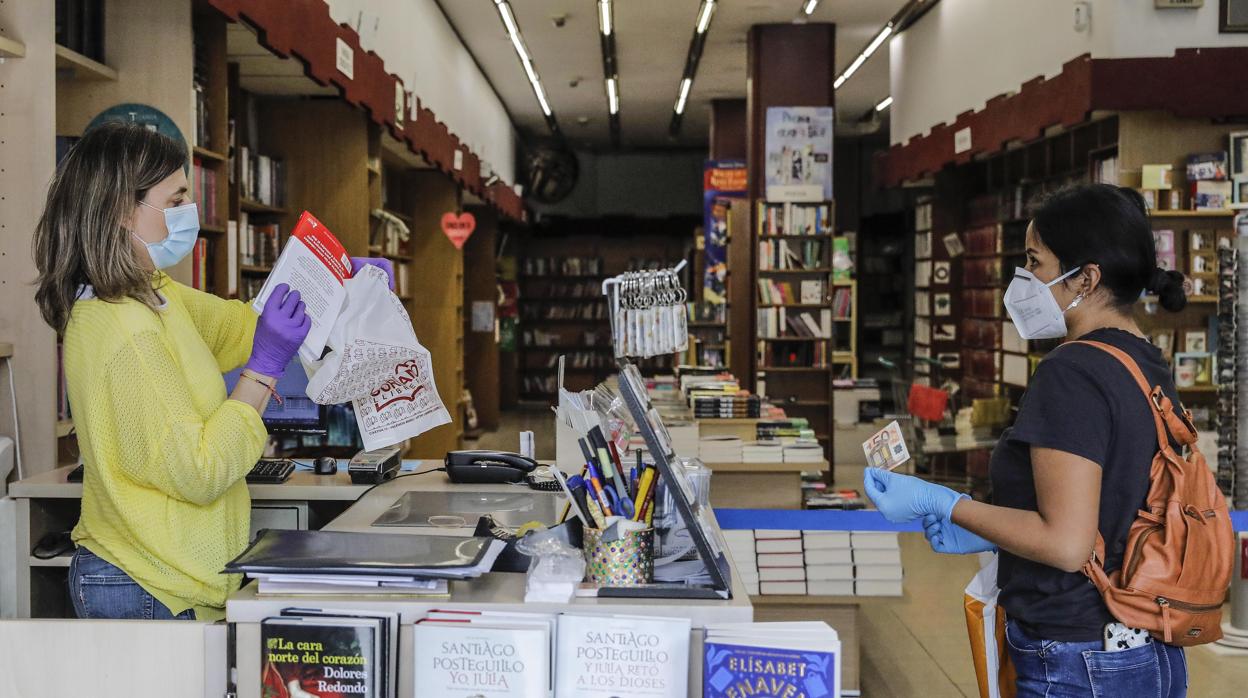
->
[703, 640, 838, 698]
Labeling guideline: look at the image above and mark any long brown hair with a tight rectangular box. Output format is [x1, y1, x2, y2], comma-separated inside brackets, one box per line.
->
[33, 121, 187, 332]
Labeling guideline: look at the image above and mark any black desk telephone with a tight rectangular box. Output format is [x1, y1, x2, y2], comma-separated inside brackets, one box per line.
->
[444, 450, 538, 484]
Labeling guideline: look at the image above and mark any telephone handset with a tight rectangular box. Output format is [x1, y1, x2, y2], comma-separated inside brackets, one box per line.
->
[444, 450, 539, 484]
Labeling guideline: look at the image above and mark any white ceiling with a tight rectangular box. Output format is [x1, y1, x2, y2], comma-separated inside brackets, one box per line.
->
[438, 0, 899, 150]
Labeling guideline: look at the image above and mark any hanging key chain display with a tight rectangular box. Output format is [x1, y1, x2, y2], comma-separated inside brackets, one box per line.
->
[604, 265, 689, 359]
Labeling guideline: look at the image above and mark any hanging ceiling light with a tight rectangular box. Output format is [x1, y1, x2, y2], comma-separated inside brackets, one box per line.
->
[669, 0, 715, 137]
[493, 0, 558, 134]
[802, 0, 820, 16]
[875, 95, 893, 111]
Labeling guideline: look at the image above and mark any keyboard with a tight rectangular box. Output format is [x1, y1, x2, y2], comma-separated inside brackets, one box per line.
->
[245, 459, 296, 484]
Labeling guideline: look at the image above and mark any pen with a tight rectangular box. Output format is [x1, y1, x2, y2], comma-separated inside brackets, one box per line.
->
[585, 463, 614, 517]
[629, 467, 638, 498]
[567, 476, 596, 527]
[593, 428, 633, 516]
[578, 438, 599, 471]
[632, 468, 656, 521]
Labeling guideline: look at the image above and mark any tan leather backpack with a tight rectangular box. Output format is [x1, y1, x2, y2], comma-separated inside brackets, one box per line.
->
[1076, 340, 1234, 646]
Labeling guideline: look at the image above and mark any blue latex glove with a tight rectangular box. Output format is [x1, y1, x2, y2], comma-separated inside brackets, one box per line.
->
[350, 256, 395, 290]
[246, 283, 310, 379]
[862, 468, 965, 524]
[922, 514, 996, 554]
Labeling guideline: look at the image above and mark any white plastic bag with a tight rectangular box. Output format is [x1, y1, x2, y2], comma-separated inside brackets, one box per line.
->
[964, 552, 1016, 698]
[302, 265, 451, 451]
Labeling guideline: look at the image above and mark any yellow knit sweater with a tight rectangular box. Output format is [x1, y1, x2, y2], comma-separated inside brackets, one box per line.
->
[66, 274, 265, 620]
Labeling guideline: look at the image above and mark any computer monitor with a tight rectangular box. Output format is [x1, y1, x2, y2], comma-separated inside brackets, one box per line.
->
[223, 358, 327, 436]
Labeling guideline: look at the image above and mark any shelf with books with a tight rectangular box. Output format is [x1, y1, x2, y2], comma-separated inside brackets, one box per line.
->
[239, 198, 287, 216]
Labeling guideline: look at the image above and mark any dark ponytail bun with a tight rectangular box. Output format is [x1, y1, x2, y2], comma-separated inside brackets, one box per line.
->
[1148, 267, 1187, 312]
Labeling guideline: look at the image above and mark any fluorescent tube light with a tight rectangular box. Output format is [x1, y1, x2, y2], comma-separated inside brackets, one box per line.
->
[834, 22, 893, 90]
[675, 78, 692, 114]
[599, 0, 612, 36]
[803, 0, 819, 15]
[494, 1, 555, 121]
[875, 95, 893, 111]
[607, 77, 619, 114]
[696, 1, 716, 34]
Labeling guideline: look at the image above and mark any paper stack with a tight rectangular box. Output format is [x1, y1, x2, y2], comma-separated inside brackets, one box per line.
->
[783, 440, 825, 463]
[224, 529, 505, 595]
[742, 440, 784, 463]
[699, 435, 744, 463]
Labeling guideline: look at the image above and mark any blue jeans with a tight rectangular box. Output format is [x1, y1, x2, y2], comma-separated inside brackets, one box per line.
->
[1005, 618, 1186, 697]
[68, 546, 195, 620]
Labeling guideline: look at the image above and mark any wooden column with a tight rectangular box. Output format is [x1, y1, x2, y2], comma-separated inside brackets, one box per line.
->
[746, 23, 837, 462]
[463, 206, 500, 431]
[709, 98, 747, 161]
[407, 171, 465, 457]
[0, 1, 57, 479]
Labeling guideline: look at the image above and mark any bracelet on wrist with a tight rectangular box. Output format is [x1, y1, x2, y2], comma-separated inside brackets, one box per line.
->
[240, 370, 283, 405]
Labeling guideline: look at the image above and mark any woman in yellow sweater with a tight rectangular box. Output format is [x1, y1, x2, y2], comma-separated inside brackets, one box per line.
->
[33, 122, 390, 621]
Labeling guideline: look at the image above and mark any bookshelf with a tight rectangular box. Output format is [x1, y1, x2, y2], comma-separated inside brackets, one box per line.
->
[751, 200, 848, 461]
[517, 221, 693, 400]
[911, 111, 1248, 487]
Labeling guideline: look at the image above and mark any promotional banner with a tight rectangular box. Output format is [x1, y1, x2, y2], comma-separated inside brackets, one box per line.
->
[702, 160, 748, 304]
[764, 107, 834, 202]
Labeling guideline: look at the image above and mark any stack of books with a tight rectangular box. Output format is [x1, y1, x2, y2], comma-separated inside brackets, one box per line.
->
[783, 440, 825, 463]
[757, 419, 815, 443]
[692, 394, 761, 418]
[742, 440, 784, 463]
[723, 530, 759, 595]
[702, 622, 840, 698]
[224, 529, 504, 596]
[262, 607, 399, 698]
[755, 530, 806, 595]
[722, 528, 905, 597]
[805, 488, 867, 510]
[850, 532, 904, 596]
[803, 531, 855, 596]
[414, 610, 556, 697]
[699, 435, 743, 463]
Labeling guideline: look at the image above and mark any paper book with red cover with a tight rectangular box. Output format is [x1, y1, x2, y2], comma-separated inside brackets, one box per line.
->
[252, 211, 352, 363]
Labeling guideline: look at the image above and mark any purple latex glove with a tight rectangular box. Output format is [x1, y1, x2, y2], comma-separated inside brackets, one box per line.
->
[245, 283, 311, 379]
[350, 256, 395, 291]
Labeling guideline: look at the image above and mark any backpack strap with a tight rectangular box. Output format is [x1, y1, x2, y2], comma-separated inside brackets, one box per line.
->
[1068, 340, 1175, 452]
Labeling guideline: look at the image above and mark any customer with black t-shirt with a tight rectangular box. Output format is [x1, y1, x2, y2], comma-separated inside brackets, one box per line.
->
[864, 184, 1190, 697]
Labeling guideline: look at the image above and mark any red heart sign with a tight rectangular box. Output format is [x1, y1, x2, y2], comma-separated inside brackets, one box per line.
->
[440, 212, 476, 249]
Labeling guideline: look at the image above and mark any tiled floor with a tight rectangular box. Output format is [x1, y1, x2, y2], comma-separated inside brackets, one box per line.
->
[476, 408, 1248, 696]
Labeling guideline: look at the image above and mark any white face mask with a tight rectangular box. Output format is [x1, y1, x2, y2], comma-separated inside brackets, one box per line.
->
[1003, 266, 1085, 340]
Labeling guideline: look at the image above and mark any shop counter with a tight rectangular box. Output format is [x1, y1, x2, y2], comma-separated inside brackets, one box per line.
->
[2, 462, 376, 618]
[227, 462, 754, 698]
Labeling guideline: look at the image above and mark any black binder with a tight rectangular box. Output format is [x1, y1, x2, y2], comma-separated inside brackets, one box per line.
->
[223, 529, 493, 579]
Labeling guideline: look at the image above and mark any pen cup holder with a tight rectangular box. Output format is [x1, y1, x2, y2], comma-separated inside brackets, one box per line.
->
[583, 526, 655, 587]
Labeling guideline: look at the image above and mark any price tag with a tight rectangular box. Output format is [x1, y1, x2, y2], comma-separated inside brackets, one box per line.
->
[862, 420, 911, 471]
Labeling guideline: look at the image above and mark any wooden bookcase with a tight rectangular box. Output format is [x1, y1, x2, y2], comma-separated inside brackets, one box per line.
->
[750, 200, 850, 462]
[912, 111, 1247, 487]
[517, 220, 693, 400]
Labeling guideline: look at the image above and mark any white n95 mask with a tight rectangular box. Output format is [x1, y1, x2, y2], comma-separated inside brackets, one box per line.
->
[1003, 266, 1085, 340]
